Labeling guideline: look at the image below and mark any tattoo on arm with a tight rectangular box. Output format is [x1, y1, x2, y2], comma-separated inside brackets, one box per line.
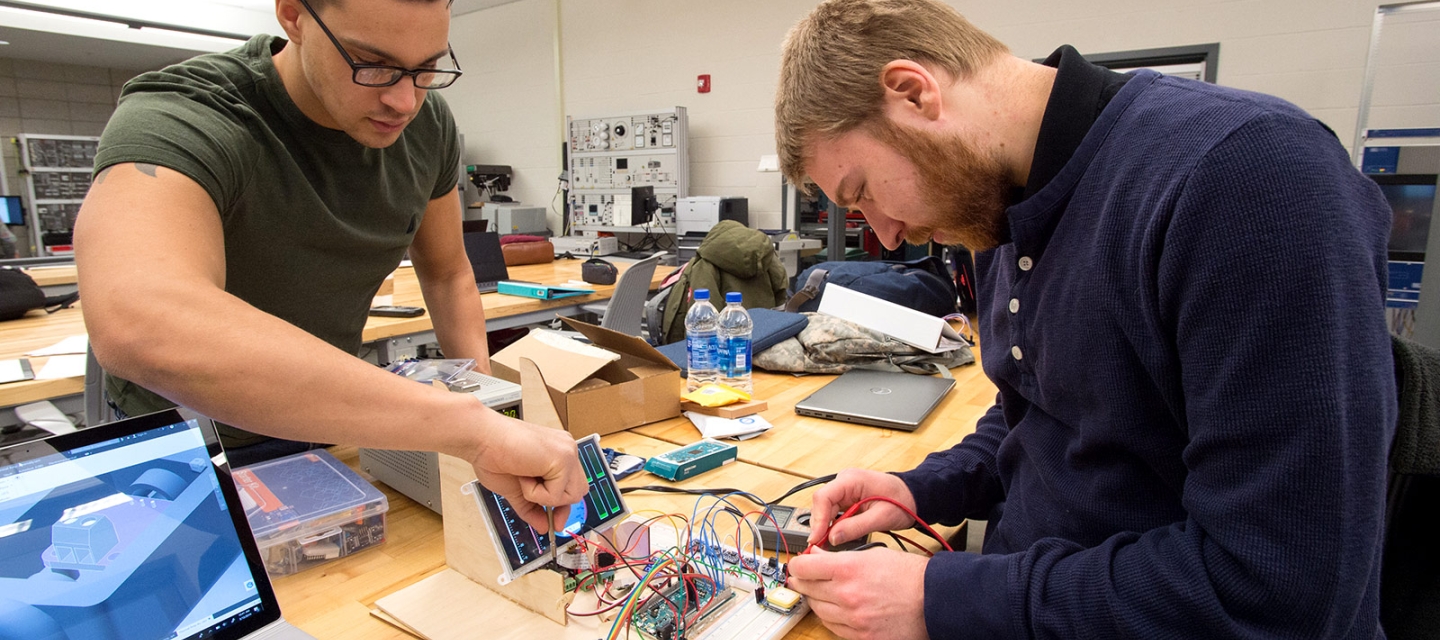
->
[136, 163, 158, 178]
[94, 166, 113, 184]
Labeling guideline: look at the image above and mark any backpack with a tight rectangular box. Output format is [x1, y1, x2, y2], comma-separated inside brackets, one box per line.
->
[658, 222, 789, 344]
[787, 256, 958, 318]
[753, 313, 974, 375]
[0, 268, 79, 321]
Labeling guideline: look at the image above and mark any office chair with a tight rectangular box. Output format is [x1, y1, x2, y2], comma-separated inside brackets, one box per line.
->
[580, 252, 664, 337]
[1381, 334, 1440, 639]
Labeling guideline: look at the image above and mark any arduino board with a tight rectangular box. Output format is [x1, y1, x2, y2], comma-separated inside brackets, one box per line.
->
[642, 439, 738, 482]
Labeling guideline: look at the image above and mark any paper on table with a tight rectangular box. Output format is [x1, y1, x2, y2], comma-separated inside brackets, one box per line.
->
[27, 335, 88, 357]
[685, 411, 773, 440]
[0, 358, 32, 384]
[37, 354, 87, 380]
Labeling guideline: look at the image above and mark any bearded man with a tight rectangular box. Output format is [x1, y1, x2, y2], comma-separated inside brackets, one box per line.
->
[775, 1, 1396, 638]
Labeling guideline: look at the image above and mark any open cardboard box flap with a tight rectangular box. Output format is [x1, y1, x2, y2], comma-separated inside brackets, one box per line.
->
[559, 317, 680, 371]
[490, 332, 612, 393]
[492, 318, 683, 438]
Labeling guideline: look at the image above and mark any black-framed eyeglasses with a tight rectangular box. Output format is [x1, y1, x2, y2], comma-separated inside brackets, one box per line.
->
[297, 0, 462, 89]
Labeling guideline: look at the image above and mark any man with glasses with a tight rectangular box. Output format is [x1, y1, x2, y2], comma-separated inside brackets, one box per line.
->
[74, 0, 587, 535]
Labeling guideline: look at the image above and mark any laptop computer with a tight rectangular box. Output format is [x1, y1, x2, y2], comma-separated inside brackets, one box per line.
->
[463, 230, 510, 294]
[0, 408, 315, 640]
[794, 369, 956, 431]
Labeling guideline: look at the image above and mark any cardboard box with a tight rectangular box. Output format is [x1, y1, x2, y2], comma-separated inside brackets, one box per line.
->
[490, 317, 681, 437]
[818, 284, 969, 353]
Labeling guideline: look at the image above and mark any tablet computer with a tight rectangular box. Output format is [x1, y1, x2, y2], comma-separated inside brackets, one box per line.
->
[467, 433, 629, 584]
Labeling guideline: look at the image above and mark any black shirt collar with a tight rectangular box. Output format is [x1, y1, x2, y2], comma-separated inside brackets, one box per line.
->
[1021, 45, 1132, 200]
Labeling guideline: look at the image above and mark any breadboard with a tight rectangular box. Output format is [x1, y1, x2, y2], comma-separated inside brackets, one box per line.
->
[644, 523, 811, 640]
[386, 510, 807, 640]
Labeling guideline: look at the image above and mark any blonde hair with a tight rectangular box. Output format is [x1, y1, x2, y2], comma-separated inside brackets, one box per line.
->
[775, 0, 1009, 188]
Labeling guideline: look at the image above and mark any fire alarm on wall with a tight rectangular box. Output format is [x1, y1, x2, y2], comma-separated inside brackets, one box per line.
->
[697, 74, 711, 93]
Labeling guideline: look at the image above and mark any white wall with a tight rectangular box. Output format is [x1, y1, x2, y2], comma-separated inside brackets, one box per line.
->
[448, 0, 565, 231]
[559, 1, 804, 230]
[447, 0, 1440, 232]
[964, 0, 1440, 149]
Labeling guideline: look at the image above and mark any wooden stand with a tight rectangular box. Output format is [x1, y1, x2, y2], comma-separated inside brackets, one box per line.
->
[438, 357, 573, 626]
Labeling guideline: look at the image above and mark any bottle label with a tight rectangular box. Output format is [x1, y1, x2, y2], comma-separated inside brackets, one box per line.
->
[687, 333, 716, 370]
[724, 337, 751, 376]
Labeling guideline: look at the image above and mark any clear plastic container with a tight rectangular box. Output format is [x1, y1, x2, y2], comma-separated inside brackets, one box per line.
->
[233, 449, 388, 576]
[384, 358, 477, 390]
[685, 289, 720, 392]
[717, 291, 753, 394]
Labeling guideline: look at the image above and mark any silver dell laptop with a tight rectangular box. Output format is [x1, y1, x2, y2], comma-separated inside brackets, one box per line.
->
[0, 408, 315, 640]
[795, 369, 956, 431]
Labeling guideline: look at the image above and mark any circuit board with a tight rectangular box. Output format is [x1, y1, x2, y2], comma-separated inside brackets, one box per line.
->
[633, 579, 737, 640]
[617, 523, 810, 640]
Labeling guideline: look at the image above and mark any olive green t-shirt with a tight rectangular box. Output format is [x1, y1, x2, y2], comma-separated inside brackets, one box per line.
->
[94, 35, 460, 447]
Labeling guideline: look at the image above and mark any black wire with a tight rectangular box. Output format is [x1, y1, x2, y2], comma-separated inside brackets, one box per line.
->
[770, 473, 837, 505]
[595, 526, 649, 583]
[910, 524, 950, 549]
[848, 542, 886, 552]
[611, 513, 682, 560]
[885, 532, 910, 552]
[620, 485, 769, 509]
[621, 475, 844, 570]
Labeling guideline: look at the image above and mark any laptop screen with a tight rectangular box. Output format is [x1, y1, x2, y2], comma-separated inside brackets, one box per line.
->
[0, 410, 281, 640]
[463, 231, 510, 285]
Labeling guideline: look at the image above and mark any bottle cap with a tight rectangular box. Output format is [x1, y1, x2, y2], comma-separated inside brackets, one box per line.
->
[694, 289, 710, 300]
[725, 292, 742, 304]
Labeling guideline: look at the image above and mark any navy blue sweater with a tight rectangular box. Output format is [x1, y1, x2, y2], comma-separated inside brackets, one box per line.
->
[897, 71, 1396, 639]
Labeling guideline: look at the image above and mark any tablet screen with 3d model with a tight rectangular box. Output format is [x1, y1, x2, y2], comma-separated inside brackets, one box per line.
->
[0, 413, 283, 640]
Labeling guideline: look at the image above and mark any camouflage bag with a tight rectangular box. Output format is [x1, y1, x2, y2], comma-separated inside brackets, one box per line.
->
[754, 313, 974, 375]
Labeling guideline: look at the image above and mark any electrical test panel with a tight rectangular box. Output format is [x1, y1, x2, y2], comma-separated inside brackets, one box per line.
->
[567, 108, 688, 231]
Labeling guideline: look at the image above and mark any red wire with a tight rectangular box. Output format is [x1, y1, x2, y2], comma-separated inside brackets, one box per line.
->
[885, 531, 935, 557]
[744, 509, 792, 556]
[567, 596, 629, 617]
[804, 496, 952, 554]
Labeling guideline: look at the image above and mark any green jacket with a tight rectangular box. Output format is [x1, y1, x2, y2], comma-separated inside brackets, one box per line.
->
[662, 221, 789, 343]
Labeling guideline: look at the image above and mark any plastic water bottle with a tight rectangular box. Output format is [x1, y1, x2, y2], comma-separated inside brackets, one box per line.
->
[718, 292, 753, 394]
[685, 289, 720, 392]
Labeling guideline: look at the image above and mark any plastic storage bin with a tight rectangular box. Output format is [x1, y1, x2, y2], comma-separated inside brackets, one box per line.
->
[233, 449, 388, 576]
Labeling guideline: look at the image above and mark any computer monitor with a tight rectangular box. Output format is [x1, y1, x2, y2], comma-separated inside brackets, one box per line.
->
[630, 185, 657, 225]
[1370, 174, 1438, 262]
[1, 196, 23, 226]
